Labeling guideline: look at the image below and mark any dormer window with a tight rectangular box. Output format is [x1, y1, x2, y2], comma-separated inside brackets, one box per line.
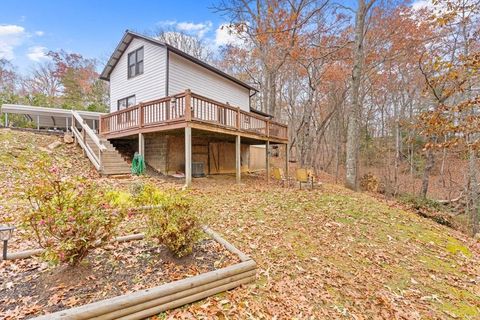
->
[128, 47, 144, 78]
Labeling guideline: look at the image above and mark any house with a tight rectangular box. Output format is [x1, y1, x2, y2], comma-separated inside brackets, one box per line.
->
[98, 30, 288, 185]
[1, 30, 289, 185]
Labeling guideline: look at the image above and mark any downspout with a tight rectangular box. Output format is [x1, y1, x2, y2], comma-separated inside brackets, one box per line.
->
[165, 48, 170, 96]
[249, 90, 257, 111]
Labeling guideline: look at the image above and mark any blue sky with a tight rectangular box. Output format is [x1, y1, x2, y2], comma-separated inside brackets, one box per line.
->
[1, 0, 427, 74]
[0, 0, 232, 73]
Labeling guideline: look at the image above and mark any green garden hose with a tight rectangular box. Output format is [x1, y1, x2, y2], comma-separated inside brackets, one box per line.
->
[131, 152, 146, 175]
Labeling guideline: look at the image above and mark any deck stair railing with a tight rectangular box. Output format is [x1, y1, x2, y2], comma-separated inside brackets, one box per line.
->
[70, 110, 106, 171]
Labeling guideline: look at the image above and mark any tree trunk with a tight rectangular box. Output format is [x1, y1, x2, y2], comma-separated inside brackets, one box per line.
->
[468, 147, 479, 235]
[420, 144, 435, 198]
[345, 0, 368, 190]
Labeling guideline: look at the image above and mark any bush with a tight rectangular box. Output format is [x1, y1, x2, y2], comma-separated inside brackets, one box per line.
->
[22, 159, 124, 266]
[135, 183, 200, 257]
[132, 182, 166, 206]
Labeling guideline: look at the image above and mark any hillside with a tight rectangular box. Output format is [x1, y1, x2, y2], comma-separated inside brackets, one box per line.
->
[1, 129, 479, 319]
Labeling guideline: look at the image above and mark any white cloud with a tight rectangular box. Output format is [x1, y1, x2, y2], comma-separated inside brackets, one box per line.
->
[35, 30, 44, 36]
[176, 21, 212, 38]
[411, 0, 434, 11]
[157, 20, 213, 39]
[27, 46, 49, 62]
[0, 24, 26, 59]
[215, 23, 247, 47]
[157, 20, 177, 27]
[155, 20, 250, 51]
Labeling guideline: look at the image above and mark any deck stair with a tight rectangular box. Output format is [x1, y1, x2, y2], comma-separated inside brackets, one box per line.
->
[70, 111, 130, 175]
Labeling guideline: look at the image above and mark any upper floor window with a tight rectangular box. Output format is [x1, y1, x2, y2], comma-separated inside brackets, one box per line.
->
[118, 95, 136, 111]
[128, 47, 144, 78]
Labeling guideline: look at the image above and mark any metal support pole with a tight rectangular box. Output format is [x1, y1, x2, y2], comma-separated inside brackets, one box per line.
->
[36, 115, 40, 131]
[2, 240, 7, 260]
[185, 127, 192, 187]
[4, 113, 8, 127]
[236, 135, 241, 184]
[285, 143, 289, 186]
[266, 140, 270, 183]
[66, 117, 69, 132]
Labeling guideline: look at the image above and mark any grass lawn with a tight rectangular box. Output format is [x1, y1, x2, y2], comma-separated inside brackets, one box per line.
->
[1, 129, 480, 319]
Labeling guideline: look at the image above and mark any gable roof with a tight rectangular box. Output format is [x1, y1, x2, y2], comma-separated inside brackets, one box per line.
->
[100, 30, 258, 92]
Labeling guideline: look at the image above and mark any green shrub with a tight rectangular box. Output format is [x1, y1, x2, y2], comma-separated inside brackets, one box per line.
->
[105, 189, 134, 211]
[133, 181, 167, 206]
[22, 159, 124, 266]
[135, 183, 200, 257]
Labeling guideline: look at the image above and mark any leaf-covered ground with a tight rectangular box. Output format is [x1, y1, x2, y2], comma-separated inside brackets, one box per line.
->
[1, 129, 480, 319]
[174, 180, 480, 319]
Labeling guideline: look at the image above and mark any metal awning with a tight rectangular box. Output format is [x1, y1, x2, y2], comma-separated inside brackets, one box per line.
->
[1, 104, 106, 130]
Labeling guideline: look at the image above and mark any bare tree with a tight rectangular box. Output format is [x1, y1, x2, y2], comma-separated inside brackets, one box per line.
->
[21, 62, 61, 104]
[345, 0, 376, 190]
[153, 29, 214, 62]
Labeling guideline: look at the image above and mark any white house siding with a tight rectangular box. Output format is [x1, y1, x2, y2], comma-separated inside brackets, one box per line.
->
[109, 38, 167, 112]
[168, 52, 250, 111]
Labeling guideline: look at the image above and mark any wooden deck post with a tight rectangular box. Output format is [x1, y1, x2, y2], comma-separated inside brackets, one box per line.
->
[185, 89, 192, 122]
[236, 135, 241, 184]
[139, 103, 144, 128]
[138, 133, 145, 156]
[236, 107, 240, 130]
[185, 126, 192, 187]
[266, 140, 270, 183]
[98, 116, 103, 135]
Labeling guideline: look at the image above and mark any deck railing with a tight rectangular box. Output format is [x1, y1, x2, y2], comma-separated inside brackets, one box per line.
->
[71, 110, 107, 170]
[100, 90, 288, 141]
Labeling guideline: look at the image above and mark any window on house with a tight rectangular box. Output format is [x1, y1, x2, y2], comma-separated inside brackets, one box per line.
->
[128, 47, 144, 78]
[117, 95, 136, 111]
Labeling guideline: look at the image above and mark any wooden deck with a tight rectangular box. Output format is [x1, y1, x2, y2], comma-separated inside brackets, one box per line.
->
[99, 90, 288, 144]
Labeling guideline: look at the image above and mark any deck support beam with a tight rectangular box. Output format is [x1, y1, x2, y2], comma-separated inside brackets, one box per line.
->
[236, 135, 241, 184]
[138, 132, 145, 156]
[185, 126, 192, 187]
[266, 140, 270, 183]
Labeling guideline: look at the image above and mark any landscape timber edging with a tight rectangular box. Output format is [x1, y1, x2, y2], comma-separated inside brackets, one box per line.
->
[2, 233, 145, 260]
[31, 226, 256, 320]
